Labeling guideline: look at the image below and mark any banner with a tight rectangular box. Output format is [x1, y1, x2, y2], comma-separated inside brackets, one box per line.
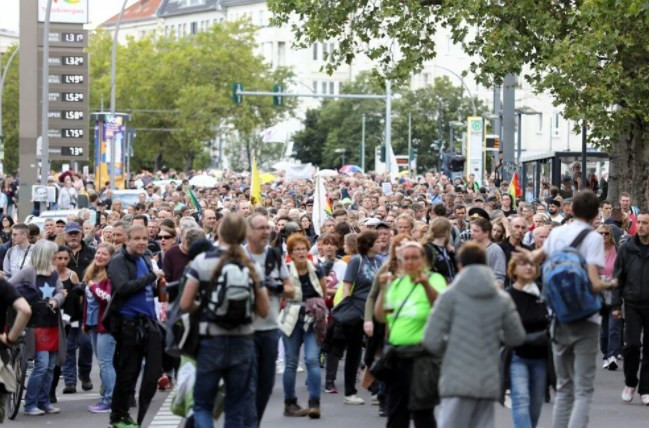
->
[285, 163, 314, 182]
[250, 158, 262, 205]
[38, 0, 89, 24]
[466, 116, 484, 183]
[312, 173, 329, 235]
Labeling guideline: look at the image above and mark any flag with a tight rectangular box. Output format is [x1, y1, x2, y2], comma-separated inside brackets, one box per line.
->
[508, 171, 523, 205]
[185, 186, 202, 214]
[388, 144, 399, 181]
[312, 172, 329, 235]
[285, 163, 314, 182]
[250, 157, 262, 206]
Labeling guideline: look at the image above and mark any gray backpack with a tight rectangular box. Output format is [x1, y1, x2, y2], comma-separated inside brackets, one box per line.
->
[205, 262, 255, 329]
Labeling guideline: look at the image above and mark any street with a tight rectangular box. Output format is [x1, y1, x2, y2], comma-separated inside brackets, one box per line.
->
[8, 357, 648, 428]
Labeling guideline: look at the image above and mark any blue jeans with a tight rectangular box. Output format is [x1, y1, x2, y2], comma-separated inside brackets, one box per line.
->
[244, 329, 280, 427]
[62, 326, 93, 386]
[600, 307, 622, 359]
[24, 351, 57, 411]
[193, 335, 256, 428]
[282, 318, 321, 403]
[510, 354, 547, 428]
[90, 329, 116, 404]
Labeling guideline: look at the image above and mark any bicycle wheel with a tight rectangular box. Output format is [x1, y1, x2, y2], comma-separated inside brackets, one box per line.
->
[7, 346, 26, 420]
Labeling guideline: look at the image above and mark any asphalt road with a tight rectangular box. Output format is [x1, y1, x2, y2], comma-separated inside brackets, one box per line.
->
[6, 357, 649, 427]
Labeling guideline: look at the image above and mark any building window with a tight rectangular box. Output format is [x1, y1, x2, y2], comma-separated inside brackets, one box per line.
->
[322, 43, 328, 58]
[329, 81, 335, 94]
[191, 22, 198, 34]
[258, 10, 264, 26]
[322, 82, 327, 94]
[312, 44, 318, 61]
[277, 42, 286, 67]
[537, 113, 543, 134]
[552, 112, 560, 137]
[422, 72, 430, 85]
[313, 81, 318, 94]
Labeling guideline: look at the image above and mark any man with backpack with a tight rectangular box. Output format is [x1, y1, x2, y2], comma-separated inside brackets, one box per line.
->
[2, 224, 33, 279]
[244, 213, 294, 426]
[106, 224, 166, 428]
[612, 212, 649, 405]
[522, 190, 616, 428]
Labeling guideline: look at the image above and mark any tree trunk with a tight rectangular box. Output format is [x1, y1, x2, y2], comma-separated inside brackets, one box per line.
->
[154, 150, 163, 172]
[608, 118, 649, 208]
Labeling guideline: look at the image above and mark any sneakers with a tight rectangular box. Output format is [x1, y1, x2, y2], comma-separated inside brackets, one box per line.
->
[284, 402, 308, 417]
[297, 363, 305, 373]
[378, 402, 387, 417]
[80, 377, 93, 391]
[371, 394, 379, 405]
[88, 402, 112, 413]
[308, 399, 321, 419]
[42, 406, 60, 414]
[344, 394, 365, 405]
[111, 417, 138, 428]
[324, 382, 338, 394]
[602, 358, 610, 369]
[276, 361, 285, 375]
[641, 395, 649, 406]
[62, 384, 76, 394]
[607, 356, 618, 371]
[23, 408, 45, 416]
[622, 386, 635, 402]
[157, 374, 173, 391]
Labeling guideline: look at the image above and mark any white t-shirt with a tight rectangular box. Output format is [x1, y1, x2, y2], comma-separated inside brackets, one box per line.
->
[245, 246, 289, 332]
[542, 219, 604, 324]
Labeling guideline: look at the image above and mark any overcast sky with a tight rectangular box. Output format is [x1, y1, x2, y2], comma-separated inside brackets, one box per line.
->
[0, 0, 140, 33]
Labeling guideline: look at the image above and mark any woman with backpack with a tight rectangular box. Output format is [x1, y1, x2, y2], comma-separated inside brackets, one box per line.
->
[420, 217, 456, 284]
[179, 213, 269, 428]
[9, 240, 66, 416]
[82, 243, 116, 413]
[280, 233, 327, 419]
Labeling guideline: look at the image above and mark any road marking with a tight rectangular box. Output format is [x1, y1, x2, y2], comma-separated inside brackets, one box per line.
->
[149, 392, 183, 428]
[57, 392, 101, 402]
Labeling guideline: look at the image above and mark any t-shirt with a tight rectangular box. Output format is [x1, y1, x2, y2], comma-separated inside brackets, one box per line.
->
[300, 264, 324, 300]
[384, 273, 446, 346]
[246, 246, 289, 331]
[543, 219, 604, 324]
[187, 247, 264, 336]
[120, 257, 156, 320]
[486, 242, 507, 284]
[163, 245, 191, 283]
[343, 255, 382, 300]
[0, 279, 20, 332]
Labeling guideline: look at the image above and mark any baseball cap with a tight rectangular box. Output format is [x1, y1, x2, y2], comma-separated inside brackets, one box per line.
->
[64, 222, 82, 234]
[364, 218, 388, 228]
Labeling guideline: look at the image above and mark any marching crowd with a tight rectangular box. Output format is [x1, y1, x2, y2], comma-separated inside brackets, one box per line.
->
[0, 166, 647, 428]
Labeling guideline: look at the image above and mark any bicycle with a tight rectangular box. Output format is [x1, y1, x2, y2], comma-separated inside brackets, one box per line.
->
[6, 332, 28, 420]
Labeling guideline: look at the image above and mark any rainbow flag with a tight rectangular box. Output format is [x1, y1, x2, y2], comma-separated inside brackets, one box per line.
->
[508, 171, 523, 206]
[185, 186, 202, 214]
[325, 196, 333, 216]
[250, 157, 262, 206]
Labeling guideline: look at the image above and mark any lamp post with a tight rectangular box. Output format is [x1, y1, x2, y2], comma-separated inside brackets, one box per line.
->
[361, 113, 365, 172]
[515, 106, 541, 165]
[334, 148, 346, 167]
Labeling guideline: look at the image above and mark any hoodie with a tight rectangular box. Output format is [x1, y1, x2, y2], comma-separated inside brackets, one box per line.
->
[422, 264, 525, 400]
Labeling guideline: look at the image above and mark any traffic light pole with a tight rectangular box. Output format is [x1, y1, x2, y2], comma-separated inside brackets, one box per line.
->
[235, 85, 395, 175]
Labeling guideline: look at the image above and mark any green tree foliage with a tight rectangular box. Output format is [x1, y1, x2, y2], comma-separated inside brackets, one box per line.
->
[291, 73, 484, 172]
[0, 45, 19, 174]
[268, 0, 649, 204]
[88, 21, 295, 173]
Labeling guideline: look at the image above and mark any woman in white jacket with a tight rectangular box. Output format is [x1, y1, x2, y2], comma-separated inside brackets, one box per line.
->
[280, 233, 327, 419]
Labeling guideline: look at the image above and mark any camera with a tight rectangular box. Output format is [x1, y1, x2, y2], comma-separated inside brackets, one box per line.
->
[265, 276, 284, 294]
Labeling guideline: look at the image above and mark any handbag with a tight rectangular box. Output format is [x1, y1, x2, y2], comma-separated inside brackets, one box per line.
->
[369, 278, 414, 381]
[331, 257, 365, 325]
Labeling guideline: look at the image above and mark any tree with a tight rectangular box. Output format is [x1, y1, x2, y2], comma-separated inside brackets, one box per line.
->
[88, 21, 295, 174]
[291, 73, 484, 172]
[1, 45, 19, 174]
[268, 0, 649, 205]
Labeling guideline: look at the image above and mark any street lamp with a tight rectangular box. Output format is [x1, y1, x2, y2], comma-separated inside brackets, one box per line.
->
[334, 148, 346, 167]
[515, 106, 541, 165]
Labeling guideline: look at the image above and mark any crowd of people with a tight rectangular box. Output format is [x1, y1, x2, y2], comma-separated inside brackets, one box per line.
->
[0, 165, 646, 428]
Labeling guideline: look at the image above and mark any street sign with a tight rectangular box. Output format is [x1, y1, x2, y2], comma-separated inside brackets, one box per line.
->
[273, 84, 283, 107]
[232, 83, 243, 105]
[36, 26, 89, 161]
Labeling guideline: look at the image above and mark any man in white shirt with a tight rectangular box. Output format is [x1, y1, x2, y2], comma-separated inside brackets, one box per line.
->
[524, 191, 616, 428]
[2, 224, 33, 279]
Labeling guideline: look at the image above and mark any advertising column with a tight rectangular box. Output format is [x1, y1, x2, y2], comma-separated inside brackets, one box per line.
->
[93, 113, 130, 189]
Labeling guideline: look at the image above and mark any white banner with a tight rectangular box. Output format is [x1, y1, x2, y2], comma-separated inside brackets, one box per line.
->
[39, 0, 89, 24]
[312, 174, 328, 235]
[285, 163, 314, 182]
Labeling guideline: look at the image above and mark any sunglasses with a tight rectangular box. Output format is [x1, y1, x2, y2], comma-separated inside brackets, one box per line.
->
[159, 235, 175, 240]
[598, 232, 610, 236]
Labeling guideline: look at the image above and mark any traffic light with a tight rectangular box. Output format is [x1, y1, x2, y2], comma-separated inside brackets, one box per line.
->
[273, 84, 283, 107]
[380, 145, 386, 162]
[409, 147, 418, 161]
[232, 83, 243, 105]
[486, 134, 500, 149]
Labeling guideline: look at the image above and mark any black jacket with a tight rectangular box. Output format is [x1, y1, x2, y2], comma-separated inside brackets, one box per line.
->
[105, 246, 158, 326]
[613, 235, 649, 309]
[68, 241, 96, 280]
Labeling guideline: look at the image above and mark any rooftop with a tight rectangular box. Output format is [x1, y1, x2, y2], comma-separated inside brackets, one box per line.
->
[157, 0, 221, 18]
[102, 0, 163, 27]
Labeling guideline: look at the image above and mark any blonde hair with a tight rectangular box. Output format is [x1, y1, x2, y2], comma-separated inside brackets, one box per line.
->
[31, 240, 58, 275]
[83, 243, 115, 283]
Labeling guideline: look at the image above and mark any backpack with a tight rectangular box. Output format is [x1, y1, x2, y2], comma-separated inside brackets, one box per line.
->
[423, 243, 439, 273]
[204, 261, 256, 330]
[542, 229, 601, 323]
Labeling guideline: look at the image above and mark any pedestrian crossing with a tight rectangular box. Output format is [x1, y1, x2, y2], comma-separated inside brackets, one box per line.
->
[148, 392, 183, 428]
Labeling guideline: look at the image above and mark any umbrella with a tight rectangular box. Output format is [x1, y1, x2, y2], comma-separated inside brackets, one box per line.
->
[189, 174, 217, 188]
[260, 173, 276, 184]
[339, 165, 363, 174]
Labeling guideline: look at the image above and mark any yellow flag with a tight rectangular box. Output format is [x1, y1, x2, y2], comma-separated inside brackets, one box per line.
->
[250, 157, 262, 206]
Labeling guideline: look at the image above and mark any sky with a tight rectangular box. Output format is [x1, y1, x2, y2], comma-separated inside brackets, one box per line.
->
[0, 0, 141, 33]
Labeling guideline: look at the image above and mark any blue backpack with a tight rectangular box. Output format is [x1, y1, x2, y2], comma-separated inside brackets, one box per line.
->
[542, 229, 601, 323]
